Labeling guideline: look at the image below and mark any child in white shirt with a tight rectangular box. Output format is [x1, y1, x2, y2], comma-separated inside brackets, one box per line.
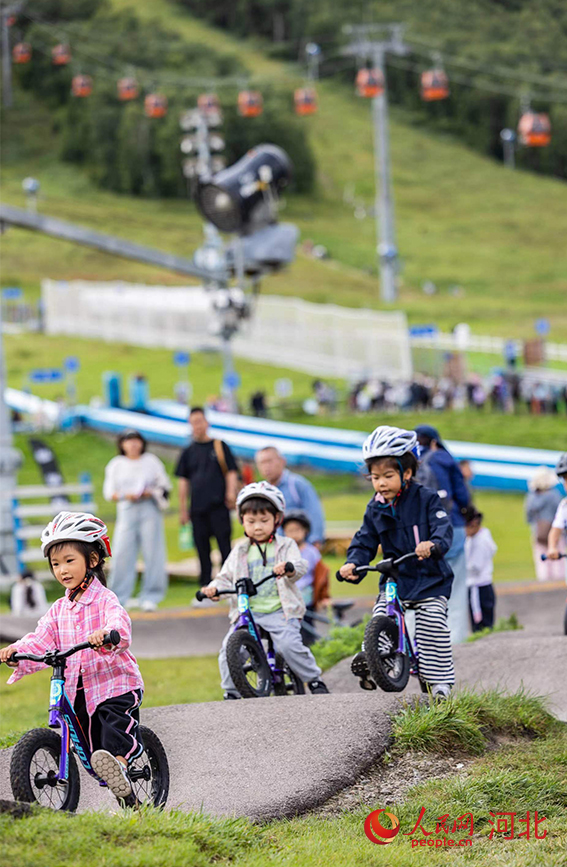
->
[465, 507, 497, 632]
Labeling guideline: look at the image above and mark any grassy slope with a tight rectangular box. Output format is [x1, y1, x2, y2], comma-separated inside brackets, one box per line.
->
[1, 0, 566, 337]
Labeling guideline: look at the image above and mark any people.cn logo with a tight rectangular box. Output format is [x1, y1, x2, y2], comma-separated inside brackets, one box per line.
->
[364, 808, 401, 845]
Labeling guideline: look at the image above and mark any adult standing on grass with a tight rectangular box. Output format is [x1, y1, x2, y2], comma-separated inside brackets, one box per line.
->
[415, 424, 470, 644]
[525, 466, 565, 581]
[255, 446, 325, 548]
[103, 430, 171, 612]
[175, 407, 239, 595]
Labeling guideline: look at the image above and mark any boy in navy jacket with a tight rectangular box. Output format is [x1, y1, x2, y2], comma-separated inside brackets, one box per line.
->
[340, 425, 455, 699]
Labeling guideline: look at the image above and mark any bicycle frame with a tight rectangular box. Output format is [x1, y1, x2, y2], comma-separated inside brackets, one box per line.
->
[383, 578, 420, 673]
[47, 657, 107, 787]
[230, 577, 287, 688]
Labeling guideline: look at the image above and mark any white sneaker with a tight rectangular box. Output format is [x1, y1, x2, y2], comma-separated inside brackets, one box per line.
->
[91, 750, 132, 799]
[140, 600, 158, 612]
[126, 598, 141, 609]
[431, 683, 452, 701]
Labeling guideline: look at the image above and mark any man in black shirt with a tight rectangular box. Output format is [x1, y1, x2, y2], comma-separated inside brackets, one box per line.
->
[175, 407, 239, 589]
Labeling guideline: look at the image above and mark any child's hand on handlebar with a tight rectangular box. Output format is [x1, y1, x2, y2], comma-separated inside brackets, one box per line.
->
[274, 561, 293, 576]
[547, 548, 561, 560]
[416, 541, 435, 560]
[88, 628, 113, 648]
[202, 585, 219, 599]
[0, 644, 19, 667]
[339, 563, 357, 581]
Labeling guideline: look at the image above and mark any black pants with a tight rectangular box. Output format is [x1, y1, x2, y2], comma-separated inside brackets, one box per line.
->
[468, 584, 496, 632]
[74, 679, 144, 763]
[191, 504, 232, 586]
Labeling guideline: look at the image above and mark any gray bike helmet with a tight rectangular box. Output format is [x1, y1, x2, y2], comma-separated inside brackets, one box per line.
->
[556, 452, 567, 477]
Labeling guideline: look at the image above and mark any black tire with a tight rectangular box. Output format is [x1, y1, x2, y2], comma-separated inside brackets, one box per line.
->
[272, 653, 306, 696]
[364, 616, 410, 692]
[564, 603, 567, 636]
[127, 725, 169, 809]
[10, 728, 80, 812]
[226, 629, 272, 698]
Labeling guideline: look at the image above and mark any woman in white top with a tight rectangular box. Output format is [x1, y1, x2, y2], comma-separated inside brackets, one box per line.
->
[103, 429, 171, 611]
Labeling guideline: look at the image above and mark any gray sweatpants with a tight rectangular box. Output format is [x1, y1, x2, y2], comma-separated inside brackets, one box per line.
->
[219, 608, 322, 696]
[109, 499, 167, 606]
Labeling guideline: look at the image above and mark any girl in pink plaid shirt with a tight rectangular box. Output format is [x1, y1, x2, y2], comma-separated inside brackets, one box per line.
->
[0, 511, 144, 802]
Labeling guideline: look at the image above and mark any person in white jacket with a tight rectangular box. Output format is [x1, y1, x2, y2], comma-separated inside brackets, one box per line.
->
[465, 507, 497, 632]
[103, 429, 171, 612]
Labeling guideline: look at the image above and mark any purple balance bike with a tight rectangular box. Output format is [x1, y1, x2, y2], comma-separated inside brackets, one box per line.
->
[338, 551, 429, 692]
[3, 631, 169, 812]
[195, 562, 305, 698]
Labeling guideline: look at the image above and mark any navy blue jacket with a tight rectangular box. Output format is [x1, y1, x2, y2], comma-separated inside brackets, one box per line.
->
[419, 447, 470, 528]
[347, 482, 454, 601]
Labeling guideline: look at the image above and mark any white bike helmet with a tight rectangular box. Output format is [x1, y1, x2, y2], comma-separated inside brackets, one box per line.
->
[556, 453, 567, 477]
[362, 425, 421, 462]
[41, 511, 112, 558]
[236, 481, 286, 522]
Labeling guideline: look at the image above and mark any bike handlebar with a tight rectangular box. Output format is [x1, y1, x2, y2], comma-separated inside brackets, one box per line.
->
[336, 547, 438, 583]
[195, 562, 296, 601]
[2, 630, 121, 666]
[541, 552, 567, 561]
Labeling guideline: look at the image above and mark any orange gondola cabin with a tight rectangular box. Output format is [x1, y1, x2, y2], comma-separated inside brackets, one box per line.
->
[356, 68, 384, 98]
[294, 87, 317, 116]
[421, 69, 449, 101]
[118, 77, 139, 101]
[238, 90, 263, 117]
[145, 94, 168, 118]
[517, 112, 551, 147]
[198, 93, 220, 115]
[72, 75, 93, 97]
[52, 44, 71, 66]
[12, 42, 31, 64]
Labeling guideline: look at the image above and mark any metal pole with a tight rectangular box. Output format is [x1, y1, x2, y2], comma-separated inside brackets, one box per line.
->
[1, 9, 13, 109]
[372, 47, 398, 303]
[0, 299, 22, 576]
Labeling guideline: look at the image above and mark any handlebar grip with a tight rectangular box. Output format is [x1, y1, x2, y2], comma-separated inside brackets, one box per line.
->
[335, 570, 345, 582]
[103, 630, 120, 647]
[540, 553, 567, 561]
[335, 568, 365, 585]
[195, 590, 206, 601]
[284, 561, 295, 574]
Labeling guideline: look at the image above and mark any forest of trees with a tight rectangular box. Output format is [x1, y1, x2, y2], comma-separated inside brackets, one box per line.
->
[176, 0, 567, 180]
[11, 0, 316, 196]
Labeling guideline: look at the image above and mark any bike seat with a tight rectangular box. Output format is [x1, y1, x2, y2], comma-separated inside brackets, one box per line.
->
[332, 600, 355, 613]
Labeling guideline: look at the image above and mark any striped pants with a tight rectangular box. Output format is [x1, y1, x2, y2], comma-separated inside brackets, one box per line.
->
[371, 593, 455, 686]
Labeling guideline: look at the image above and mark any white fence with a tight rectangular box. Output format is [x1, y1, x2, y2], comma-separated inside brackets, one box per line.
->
[42, 280, 412, 381]
[410, 332, 567, 363]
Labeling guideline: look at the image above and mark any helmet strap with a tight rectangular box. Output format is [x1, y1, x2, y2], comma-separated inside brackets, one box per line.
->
[68, 568, 95, 602]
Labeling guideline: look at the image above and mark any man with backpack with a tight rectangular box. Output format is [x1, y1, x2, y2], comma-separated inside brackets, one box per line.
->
[415, 425, 471, 643]
[176, 407, 239, 595]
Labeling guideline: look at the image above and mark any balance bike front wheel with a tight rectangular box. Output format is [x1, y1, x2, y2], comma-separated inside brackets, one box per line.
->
[364, 616, 410, 692]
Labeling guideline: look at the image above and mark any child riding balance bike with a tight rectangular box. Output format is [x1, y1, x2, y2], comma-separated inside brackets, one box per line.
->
[200, 481, 330, 698]
[339, 426, 456, 700]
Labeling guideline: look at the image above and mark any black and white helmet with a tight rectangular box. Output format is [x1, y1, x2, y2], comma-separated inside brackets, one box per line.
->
[362, 425, 421, 462]
[556, 452, 567, 477]
[41, 511, 112, 558]
[236, 481, 286, 522]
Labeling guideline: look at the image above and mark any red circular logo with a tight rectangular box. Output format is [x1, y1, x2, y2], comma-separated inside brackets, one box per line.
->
[364, 808, 401, 845]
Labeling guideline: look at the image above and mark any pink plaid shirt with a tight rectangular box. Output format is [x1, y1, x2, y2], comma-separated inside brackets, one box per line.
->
[7, 578, 143, 716]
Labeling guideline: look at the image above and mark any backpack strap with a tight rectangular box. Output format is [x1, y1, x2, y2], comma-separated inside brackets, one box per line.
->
[213, 439, 229, 477]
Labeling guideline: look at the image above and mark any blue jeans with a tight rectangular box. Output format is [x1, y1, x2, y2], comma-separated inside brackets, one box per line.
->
[109, 499, 167, 605]
[446, 525, 469, 644]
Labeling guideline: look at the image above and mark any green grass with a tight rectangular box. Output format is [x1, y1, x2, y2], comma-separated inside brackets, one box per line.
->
[0, 655, 221, 749]
[466, 613, 523, 643]
[311, 619, 368, 672]
[391, 688, 555, 756]
[1, 692, 565, 867]
[1, 1, 567, 338]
